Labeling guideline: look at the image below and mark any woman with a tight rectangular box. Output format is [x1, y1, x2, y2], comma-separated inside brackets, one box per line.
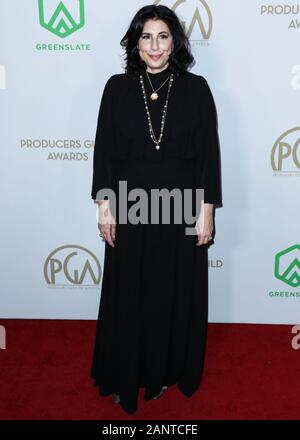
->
[90, 4, 222, 415]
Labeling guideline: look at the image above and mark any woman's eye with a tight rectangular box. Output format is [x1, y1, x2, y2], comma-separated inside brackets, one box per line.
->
[141, 34, 168, 39]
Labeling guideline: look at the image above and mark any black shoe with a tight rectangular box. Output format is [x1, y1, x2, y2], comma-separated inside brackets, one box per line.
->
[153, 385, 168, 400]
[112, 392, 120, 404]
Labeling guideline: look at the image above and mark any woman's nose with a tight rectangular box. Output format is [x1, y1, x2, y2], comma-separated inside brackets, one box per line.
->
[151, 37, 159, 50]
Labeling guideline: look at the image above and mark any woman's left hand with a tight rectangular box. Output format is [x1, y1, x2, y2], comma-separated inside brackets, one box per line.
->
[195, 202, 214, 245]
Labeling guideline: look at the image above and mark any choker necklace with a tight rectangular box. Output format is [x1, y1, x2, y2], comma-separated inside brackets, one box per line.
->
[145, 69, 170, 101]
[139, 72, 174, 150]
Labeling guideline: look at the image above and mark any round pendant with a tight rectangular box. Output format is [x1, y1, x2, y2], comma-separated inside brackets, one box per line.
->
[150, 92, 158, 100]
[156, 144, 160, 150]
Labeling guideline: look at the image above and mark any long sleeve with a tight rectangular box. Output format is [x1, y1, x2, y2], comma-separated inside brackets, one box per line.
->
[196, 76, 222, 205]
[91, 75, 117, 201]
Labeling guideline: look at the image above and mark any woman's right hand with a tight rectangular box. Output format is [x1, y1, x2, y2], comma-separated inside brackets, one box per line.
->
[97, 200, 116, 247]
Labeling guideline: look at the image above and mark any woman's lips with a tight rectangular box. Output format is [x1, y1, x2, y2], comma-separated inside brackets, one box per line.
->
[149, 54, 162, 61]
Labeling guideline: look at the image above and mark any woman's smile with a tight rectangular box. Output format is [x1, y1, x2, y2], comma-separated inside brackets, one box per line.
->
[148, 54, 163, 61]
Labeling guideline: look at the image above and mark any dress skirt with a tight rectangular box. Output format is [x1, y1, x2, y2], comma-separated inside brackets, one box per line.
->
[90, 156, 209, 414]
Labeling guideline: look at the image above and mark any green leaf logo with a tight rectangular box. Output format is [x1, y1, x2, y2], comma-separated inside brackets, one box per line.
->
[38, 0, 85, 38]
[275, 244, 300, 287]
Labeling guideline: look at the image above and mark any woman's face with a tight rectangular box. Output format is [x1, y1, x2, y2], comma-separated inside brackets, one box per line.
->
[137, 18, 174, 73]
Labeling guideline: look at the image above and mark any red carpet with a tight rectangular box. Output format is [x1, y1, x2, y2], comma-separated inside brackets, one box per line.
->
[0, 320, 299, 420]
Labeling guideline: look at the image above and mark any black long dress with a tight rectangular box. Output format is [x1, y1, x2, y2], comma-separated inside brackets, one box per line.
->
[90, 65, 222, 415]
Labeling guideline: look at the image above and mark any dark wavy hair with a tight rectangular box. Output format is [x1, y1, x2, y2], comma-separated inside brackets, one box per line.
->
[120, 4, 195, 79]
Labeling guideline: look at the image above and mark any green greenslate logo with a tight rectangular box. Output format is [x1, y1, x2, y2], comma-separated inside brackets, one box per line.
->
[275, 244, 300, 287]
[38, 0, 85, 38]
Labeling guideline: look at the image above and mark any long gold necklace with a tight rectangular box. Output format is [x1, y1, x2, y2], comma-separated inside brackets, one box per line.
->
[139, 73, 174, 150]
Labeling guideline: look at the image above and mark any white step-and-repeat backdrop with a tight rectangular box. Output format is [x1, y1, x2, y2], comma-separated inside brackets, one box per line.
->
[0, 1, 299, 323]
